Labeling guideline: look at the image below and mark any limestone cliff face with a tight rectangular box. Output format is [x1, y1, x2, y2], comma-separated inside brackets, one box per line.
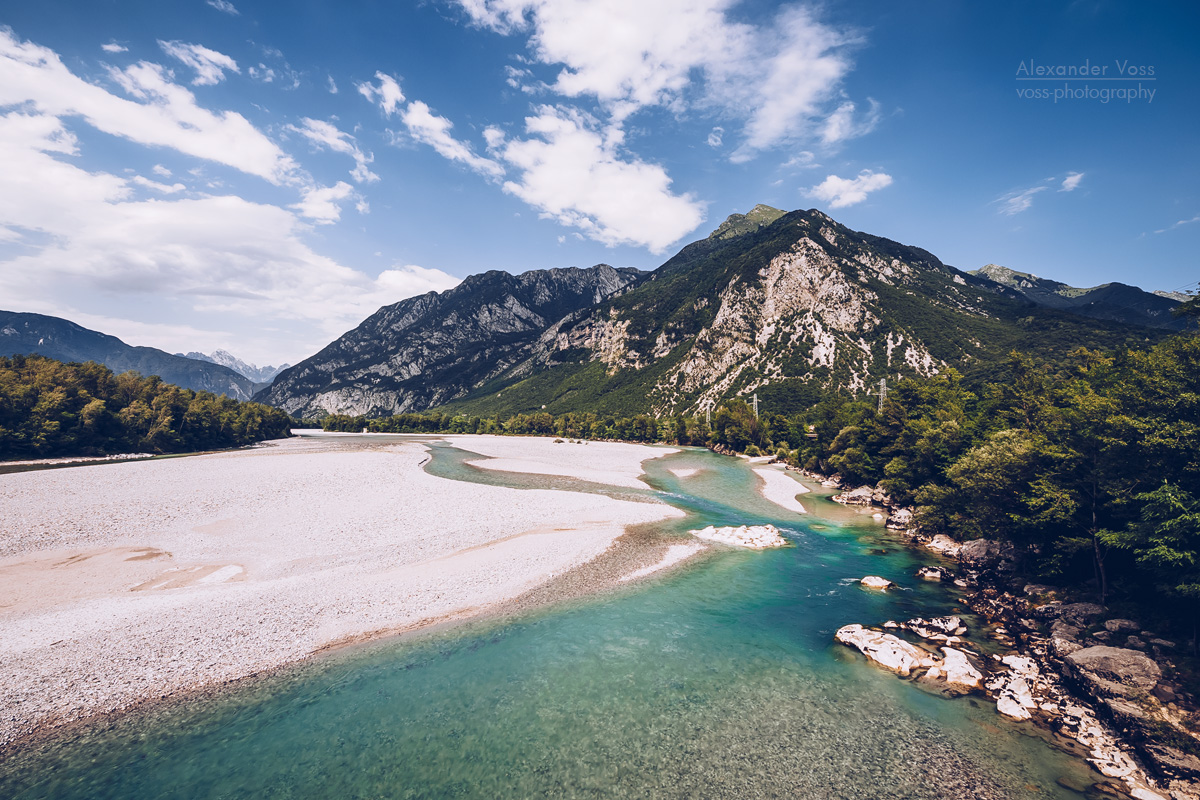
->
[541, 209, 983, 415]
[257, 265, 644, 417]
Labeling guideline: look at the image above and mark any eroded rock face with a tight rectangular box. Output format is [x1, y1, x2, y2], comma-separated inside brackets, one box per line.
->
[834, 624, 937, 676]
[885, 507, 914, 530]
[1064, 646, 1162, 700]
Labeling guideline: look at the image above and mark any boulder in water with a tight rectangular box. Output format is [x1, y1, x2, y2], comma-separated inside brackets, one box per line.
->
[834, 624, 937, 676]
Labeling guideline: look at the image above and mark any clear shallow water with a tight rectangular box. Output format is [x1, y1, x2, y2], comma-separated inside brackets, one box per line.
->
[0, 442, 1100, 799]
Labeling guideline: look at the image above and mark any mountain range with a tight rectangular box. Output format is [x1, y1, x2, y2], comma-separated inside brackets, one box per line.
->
[969, 264, 1188, 331]
[259, 207, 1184, 419]
[179, 350, 290, 384]
[0, 311, 258, 400]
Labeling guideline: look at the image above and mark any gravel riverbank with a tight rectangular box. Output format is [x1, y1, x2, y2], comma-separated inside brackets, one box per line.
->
[0, 436, 684, 749]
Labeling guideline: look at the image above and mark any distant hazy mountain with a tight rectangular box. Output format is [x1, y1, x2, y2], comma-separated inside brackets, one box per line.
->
[260, 207, 1166, 420]
[257, 264, 645, 417]
[181, 350, 290, 384]
[969, 264, 1187, 331]
[0, 311, 258, 400]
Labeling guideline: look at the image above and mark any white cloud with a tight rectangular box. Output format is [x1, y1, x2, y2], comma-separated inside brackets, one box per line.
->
[1155, 213, 1200, 235]
[457, 0, 857, 157]
[291, 181, 356, 224]
[248, 64, 275, 83]
[327, 75, 338, 94]
[0, 29, 296, 184]
[0, 107, 457, 364]
[490, 105, 704, 253]
[706, 126, 723, 147]
[356, 72, 404, 116]
[290, 117, 379, 183]
[808, 169, 892, 208]
[152, 163, 172, 177]
[132, 175, 186, 194]
[820, 99, 880, 145]
[782, 151, 818, 169]
[997, 185, 1049, 215]
[402, 101, 505, 180]
[158, 40, 240, 86]
[1060, 171, 1084, 192]
[206, 0, 240, 15]
[101, 42, 127, 54]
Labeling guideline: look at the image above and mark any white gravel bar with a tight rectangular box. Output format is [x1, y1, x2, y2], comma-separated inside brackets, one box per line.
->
[445, 434, 677, 489]
[0, 437, 683, 747]
[753, 466, 809, 514]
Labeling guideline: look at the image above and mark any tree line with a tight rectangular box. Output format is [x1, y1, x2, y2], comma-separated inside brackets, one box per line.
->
[0, 354, 293, 458]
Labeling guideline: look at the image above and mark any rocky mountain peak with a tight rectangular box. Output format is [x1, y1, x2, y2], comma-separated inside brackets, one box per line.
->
[708, 204, 786, 241]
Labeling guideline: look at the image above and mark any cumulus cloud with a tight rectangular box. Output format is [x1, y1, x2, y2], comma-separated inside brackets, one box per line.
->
[290, 117, 379, 183]
[0, 107, 457, 364]
[158, 40, 240, 86]
[1060, 171, 1084, 192]
[0, 29, 295, 183]
[808, 169, 892, 208]
[291, 181, 357, 224]
[489, 105, 704, 252]
[456, 0, 857, 157]
[101, 42, 127, 54]
[706, 126, 723, 147]
[356, 71, 404, 116]
[402, 101, 505, 180]
[206, 0, 239, 15]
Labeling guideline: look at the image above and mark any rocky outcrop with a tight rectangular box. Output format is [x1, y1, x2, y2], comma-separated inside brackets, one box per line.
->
[1064, 646, 1162, 700]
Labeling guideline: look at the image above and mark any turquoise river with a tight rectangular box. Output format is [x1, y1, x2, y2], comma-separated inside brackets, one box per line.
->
[0, 439, 1105, 799]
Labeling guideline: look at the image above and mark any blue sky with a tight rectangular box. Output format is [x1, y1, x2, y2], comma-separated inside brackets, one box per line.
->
[1, 0, 1196, 366]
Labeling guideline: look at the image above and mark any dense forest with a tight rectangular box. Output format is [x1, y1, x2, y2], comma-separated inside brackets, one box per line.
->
[0, 355, 293, 459]
[326, 327, 1200, 640]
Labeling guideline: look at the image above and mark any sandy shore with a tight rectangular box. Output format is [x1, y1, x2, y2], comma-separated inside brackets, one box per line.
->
[753, 466, 809, 514]
[0, 436, 683, 748]
[445, 434, 678, 489]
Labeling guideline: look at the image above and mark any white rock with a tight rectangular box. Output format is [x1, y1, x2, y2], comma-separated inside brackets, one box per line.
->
[996, 676, 1036, 721]
[835, 624, 937, 676]
[690, 524, 788, 549]
[938, 647, 984, 690]
[926, 534, 961, 557]
[860, 576, 895, 590]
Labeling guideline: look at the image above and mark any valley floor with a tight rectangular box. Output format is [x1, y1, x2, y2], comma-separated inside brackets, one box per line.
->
[0, 434, 685, 749]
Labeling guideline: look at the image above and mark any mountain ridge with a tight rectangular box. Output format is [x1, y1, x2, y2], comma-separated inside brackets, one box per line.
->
[261, 207, 1172, 420]
[0, 311, 259, 400]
